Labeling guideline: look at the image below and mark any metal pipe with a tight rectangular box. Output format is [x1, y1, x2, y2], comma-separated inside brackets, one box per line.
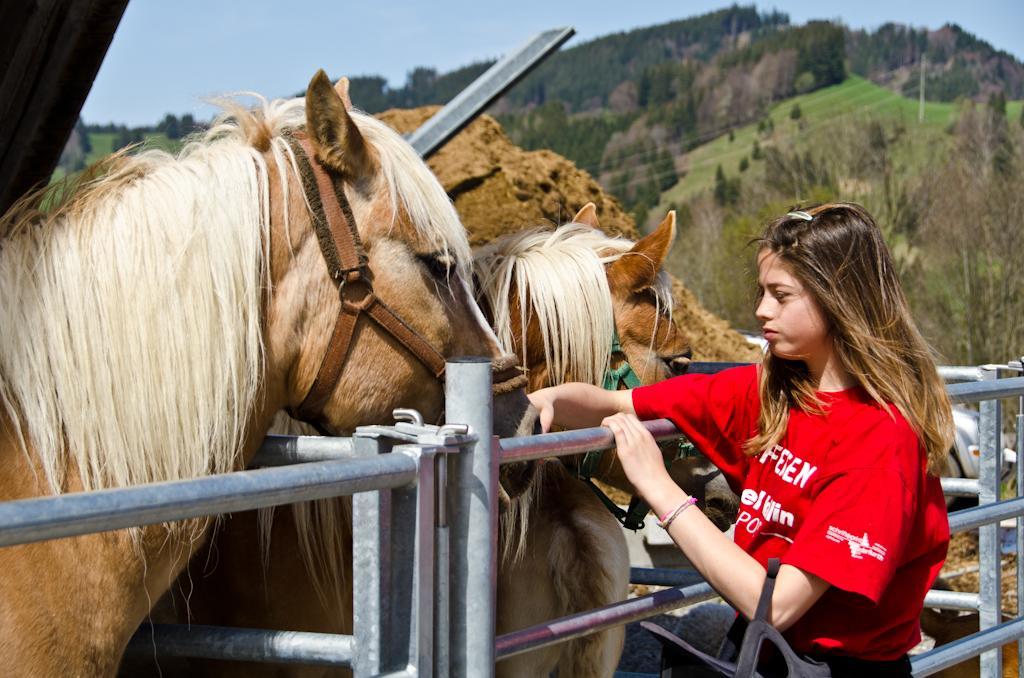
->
[978, 367, 1003, 678]
[1018, 398, 1024, 678]
[351, 435, 390, 675]
[408, 28, 575, 159]
[625, 570, 980, 611]
[686, 362, 750, 375]
[124, 624, 354, 666]
[445, 358, 496, 677]
[411, 446, 438, 677]
[495, 582, 717, 660]
[0, 455, 416, 547]
[949, 497, 1024, 533]
[912, 617, 1024, 676]
[942, 477, 981, 497]
[629, 567, 706, 588]
[435, 444, 451, 678]
[249, 434, 355, 467]
[500, 419, 681, 464]
[939, 365, 984, 382]
[689, 362, 984, 383]
[948, 376, 1024, 404]
[924, 589, 980, 611]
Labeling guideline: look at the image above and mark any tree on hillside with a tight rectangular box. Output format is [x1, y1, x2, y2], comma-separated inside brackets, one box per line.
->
[790, 103, 802, 120]
[652, 148, 678, 191]
[713, 165, 741, 206]
[57, 117, 91, 173]
[795, 21, 846, 90]
[405, 67, 438, 105]
[113, 127, 144, 151]
[913, 112, 1024, 363]
[77, 117, 91, 156]
[988, 90, 1007, 118]
[347, 76, 390, 112]
[158, 114, 180, 140]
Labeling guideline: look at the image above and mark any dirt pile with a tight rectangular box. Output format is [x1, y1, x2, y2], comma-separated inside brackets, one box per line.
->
[379, 107, 761, 363]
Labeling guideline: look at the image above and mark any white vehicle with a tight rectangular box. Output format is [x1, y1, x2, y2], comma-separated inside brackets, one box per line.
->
[949, 405, 1017, 482]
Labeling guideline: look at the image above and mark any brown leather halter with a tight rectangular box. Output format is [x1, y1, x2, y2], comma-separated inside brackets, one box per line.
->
[287, 134, 526, 430]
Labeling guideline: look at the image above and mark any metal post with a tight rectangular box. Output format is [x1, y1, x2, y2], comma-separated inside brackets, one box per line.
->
[979, 366, 1002, 678]
[435, 454, 451, 678]
[351, 434, 391, 676]
[410, 444, 439, 678]
[351, 436, 422, 676]
[1017, 383, 1023, 678]
[445, 358, 497, 678]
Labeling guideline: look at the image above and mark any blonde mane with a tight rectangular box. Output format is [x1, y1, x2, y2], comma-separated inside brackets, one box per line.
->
[473, 223, 673, 389]
[475, 222, 674, 564]
[0, 93, 470, 498]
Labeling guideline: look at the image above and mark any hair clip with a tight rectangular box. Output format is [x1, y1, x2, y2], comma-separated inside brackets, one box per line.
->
[786, 211, 813, 221]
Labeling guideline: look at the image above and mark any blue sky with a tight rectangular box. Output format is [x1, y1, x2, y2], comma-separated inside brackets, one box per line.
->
[82, 1, 1024, 126]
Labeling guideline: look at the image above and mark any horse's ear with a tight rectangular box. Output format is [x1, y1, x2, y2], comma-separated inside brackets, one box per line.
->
[573, 202, 599, 228]
[305, 69, 372, 178]
[334, 77, 354, 110]
[608, 211, 676, 292]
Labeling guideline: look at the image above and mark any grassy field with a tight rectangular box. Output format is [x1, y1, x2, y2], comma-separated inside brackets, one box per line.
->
[52, 132, 178, 183]
[653, 76, 1020, 215]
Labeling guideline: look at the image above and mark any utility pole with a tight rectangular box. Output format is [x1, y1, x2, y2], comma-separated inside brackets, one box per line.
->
[919, 54, 926, 123]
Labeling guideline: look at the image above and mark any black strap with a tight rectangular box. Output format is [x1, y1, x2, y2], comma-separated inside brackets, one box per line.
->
[643, 558, 831, 678]
[734, 559, 830, 678]
[581, 478, 649, 531]
[754, 559, 780, 622]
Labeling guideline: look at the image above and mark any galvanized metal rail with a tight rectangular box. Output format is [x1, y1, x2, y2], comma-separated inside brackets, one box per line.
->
[0, 454, 415, 547]
[407, 27, 574, 159]
[6, 359, 1024, 677]
[131, 625, 355, 667]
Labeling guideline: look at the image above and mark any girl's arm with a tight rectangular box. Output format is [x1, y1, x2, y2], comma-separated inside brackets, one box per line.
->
[604, 412, 829, 629]
[527, 382, 635, 432]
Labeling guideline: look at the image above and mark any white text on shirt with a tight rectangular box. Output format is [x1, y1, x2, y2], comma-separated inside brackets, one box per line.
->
[740, 489, 795, 528]
[757, 444, 818, 489]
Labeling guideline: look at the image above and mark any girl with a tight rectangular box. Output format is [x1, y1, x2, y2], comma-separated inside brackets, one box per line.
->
[529, 203, 952, 676]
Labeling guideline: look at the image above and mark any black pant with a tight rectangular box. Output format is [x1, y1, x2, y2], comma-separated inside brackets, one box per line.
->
[722, 619, 912, 678]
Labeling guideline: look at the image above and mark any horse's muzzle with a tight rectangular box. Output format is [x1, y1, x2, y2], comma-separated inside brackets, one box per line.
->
[664, 349, 693, 377]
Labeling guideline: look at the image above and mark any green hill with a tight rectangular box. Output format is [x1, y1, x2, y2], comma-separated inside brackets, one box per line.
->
[653, 75, 994, 211]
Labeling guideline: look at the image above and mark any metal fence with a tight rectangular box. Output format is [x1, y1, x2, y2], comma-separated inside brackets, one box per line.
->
[3, 359, 1024, 677]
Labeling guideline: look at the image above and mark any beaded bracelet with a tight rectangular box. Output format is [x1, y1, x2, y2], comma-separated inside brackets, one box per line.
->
[657, 497, 698, 530]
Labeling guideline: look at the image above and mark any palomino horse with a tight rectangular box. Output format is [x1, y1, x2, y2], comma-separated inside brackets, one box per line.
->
[474, 205, 736, 677]
[168, 206, 735, 678]
[0, 70, 533, 676]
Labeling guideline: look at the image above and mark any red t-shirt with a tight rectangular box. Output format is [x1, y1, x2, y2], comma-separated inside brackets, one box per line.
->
[632, 364, 949, 661]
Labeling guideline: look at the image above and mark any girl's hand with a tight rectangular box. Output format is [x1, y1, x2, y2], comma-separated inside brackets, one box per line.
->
[527, 388, 556, 433]
[602, 413, 676, 501]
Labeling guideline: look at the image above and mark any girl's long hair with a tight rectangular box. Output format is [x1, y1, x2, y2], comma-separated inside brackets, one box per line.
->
[744, 203, 953, 476]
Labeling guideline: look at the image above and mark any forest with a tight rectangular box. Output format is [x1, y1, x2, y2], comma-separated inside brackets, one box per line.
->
[60, 6, 1024, 365]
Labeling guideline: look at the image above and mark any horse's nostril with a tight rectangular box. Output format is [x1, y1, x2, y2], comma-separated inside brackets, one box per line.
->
[665, 353, 691, 376]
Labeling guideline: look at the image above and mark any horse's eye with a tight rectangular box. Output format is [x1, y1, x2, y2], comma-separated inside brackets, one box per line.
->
[418, 253, 453, 279]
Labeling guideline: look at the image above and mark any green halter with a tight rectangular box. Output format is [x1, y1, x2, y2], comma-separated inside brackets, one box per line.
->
[574, 331, 697, 531]
[601, 332, 642, 391]
[576, 331, 651, 531]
